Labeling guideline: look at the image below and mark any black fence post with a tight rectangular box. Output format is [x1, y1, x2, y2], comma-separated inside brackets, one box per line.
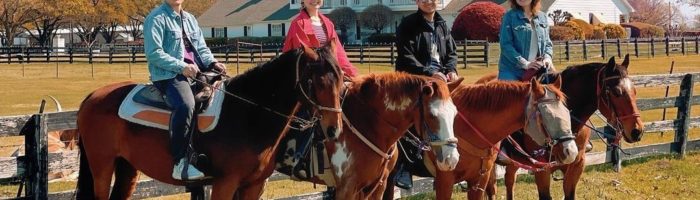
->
[462, 39, 467, 69]
[634, 38, 639, 57]
[390, 42, 395, 65]
[45, 47, 50, 62]
[665, 37, 670, 56]
[675, 74, 695, 158]
[484, 41, 490, 67]
[109, 47, 114, 64]
[696, 37, 699, 55]
[565, 40, 570, 61]
[616, 39, 622, 58]
[24, 47, 29, 63]
[583, 40, 588, 60]
[360, 43, 364, 64]
[69, 48, 73, 64]
[605, 126, 622, 172]
[88, 47, 93, 64]
[649, 38, 656, 58]
[6, 48, 10, 64]
[601, 39, 606, 59]
[131, 47, 136, 63]
[681, 37, 686, 55]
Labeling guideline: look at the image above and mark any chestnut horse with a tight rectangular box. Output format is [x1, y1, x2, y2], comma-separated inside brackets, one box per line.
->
[276, 73, 462, 199]
[76, 46, 345, 200]
[483, 55, 645, 200]
[383, 78, 579, 200]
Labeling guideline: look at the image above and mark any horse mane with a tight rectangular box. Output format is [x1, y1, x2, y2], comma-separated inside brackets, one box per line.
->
[348, 72, 448, 103]
[563, 61, 629, 79]
[451, 81, 566, 112]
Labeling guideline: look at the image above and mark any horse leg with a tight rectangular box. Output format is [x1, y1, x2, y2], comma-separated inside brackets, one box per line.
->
[108, 158, 139, 200]
[381, 170, 398, 200]
[210, 177, 241, 200]
[234, 179, 267, 200]
[484, 167, 497, 200]
[87, 157, 116, 200]
[563, 161, 584, 200]
[504, 165, 518, 200]
[533, 170, 552, 200]
[433, 172, 455, 200]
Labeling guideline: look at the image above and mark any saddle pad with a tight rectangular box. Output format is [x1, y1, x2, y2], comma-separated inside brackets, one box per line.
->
[118, 83, 225, 132]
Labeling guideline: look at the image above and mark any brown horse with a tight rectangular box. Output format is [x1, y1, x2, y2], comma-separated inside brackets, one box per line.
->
[383, 78, 579, 200]
[276, 73, 463, 199]
[76, 46, 345, 200]
[483, 55, 645, 200]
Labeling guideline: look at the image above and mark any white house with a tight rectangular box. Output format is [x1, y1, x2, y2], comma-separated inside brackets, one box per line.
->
[197, 0, 635, 41]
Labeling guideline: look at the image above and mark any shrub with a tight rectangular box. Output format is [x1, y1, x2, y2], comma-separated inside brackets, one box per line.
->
[569, 19, 594, 39]
[591, 27, 606, 40]
[621, 22, 665, 38]
[451, 1, 505, 41]
[603, 24, 626, 39]
[549, 26, 577, 41]
[563, 21, 585, 40]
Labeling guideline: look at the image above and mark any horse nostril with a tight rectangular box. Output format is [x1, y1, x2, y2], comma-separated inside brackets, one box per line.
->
[632, 129, 642, 140]
[326, 126, 337, 138]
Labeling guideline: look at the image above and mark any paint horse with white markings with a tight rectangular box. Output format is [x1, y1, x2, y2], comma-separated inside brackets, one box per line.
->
[276, 73, 462, 199]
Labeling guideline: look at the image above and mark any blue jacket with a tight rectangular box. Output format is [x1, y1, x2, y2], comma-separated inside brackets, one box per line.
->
[498, 9, 553, 80]
[143, 3, 217, 82]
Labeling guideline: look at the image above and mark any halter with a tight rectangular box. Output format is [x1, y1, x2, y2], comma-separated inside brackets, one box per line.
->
[295, 52, 344, 113]
[595, 66, 641, 144]
[415, 87, 459, 148]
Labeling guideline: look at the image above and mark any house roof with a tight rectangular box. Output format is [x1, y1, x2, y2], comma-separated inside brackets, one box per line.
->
[198, 0, 298, 27]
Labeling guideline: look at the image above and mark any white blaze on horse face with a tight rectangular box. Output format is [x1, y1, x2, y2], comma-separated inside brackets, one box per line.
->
[430, 99, 460, 171]
[384, 94, 412, 111]
[331, 140, 350, 178]
[622, 78, 633, 92]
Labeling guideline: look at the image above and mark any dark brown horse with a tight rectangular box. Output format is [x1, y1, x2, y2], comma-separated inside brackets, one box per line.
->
[482, 55, 645, 200]
[76, 46, 345, 200]
[383, 78, 579, 200]
[276, 73, 463, 199]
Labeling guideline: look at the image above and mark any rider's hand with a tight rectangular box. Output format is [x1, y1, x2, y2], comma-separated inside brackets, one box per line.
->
[446, 72, 459, 82]
[182, 64, 200, 78]
[431, 72, 447, 82]
[526, 61, 545, 71]
[211, 62, 227, 74]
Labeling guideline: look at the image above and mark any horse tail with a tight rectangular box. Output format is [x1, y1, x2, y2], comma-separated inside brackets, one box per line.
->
[75, 140, 94, 199]
[75, 92, 95, 199]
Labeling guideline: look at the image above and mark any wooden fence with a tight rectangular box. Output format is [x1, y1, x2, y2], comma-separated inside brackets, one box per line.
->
[0, 72, 699, 199]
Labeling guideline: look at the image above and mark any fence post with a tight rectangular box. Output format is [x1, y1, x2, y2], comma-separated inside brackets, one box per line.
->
[634, 38, 639, 57]
[484, 41, 490, 67]
[109, 47, 114, 64]
[616, 39, 622, 58]
[675, 74, 695, 158]
[45, 47, 50, 62]
[6, 47, 10, 64]
[360, 43, 364, 64]
[605, 126, 622, 172]
[69, 48, 73, 64]
[225, 46, 230, 64]
[601, 39, 606, 59]
[25, 101, 48, 199]
[88, 46, 93, 64]
[696, 37, 699, 55]
[131, 47, 136, 63]
[24, 47, 29, 63]
[681, 37, 686, 55]
[390, 42, 395, 65]
[649, 38, 656, 58]
[665, 37, 670, 56]
[565, 41, 570, 61]
[463, 39, 467, 69]
[582, 40, 588, 60]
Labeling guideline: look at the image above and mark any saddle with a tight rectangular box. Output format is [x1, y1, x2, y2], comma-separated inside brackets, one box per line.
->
[118, 72, 226, 132]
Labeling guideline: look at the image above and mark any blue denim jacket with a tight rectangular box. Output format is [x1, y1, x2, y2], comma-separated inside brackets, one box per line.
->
[498, 9, 553, 80]
[144, 3, 217, 82]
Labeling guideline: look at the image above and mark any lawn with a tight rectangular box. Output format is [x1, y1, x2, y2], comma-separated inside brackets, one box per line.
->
[0, 54, 699, 199]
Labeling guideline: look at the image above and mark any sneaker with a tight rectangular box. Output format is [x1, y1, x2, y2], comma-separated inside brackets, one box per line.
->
[172, 158, 206, 181]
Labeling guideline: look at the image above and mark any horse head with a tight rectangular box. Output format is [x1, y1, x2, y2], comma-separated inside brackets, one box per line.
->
[296, 42, 345, 140]
[414, 78, 460, 171]
[597, 55, 644, 143]
[524, 77, 578, 165]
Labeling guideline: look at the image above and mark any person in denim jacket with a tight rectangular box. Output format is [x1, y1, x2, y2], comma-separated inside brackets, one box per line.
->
[498, 0, 555, 81]
[143, 0, 226, 180]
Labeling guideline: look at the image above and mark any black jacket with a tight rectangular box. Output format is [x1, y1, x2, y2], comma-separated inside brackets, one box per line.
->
[395, 11, 458, 76]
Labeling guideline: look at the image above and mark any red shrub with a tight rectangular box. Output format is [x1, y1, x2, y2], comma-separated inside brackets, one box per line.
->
[451, 1, 505, 41]
[549, 26, 577, 41]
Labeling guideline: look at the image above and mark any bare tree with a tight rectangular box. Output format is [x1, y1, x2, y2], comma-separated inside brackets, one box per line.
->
[360, 4, 393, 35]
[0, 0, 38, 46]
[548, 10, 572, 26]
[630, 0, 684, 31]
[327, 7, 357, 43]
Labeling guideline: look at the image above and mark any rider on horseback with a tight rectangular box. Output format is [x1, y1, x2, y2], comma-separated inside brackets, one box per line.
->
[143, 0, 226, 181]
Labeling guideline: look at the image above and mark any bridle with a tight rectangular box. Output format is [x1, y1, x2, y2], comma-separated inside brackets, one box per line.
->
[524, 86, 576, 149]
[595, 66, 641, 143]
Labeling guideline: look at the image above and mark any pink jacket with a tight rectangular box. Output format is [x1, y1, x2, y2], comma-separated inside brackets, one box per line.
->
[282, 11, 358, 77]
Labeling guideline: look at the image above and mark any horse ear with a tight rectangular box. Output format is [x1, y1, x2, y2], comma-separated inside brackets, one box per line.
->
[530, 77, 545, 97]
[606, 56, 616, 74]
[621, 54, 630, 70]
[447, 77, 464, 92]
[551, 74, 562, 89]
[422, 81, 435, 97]
[302, 44, 319, 61]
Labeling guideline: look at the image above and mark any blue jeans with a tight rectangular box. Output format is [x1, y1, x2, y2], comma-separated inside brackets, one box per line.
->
[153, 74, 196, 162]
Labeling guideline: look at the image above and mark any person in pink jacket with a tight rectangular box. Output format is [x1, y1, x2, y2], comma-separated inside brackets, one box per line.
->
[282, 0, 358, 78]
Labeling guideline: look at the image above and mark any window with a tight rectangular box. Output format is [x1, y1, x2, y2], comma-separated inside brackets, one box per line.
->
[353, 0, 360, 5]
[340, 0, 347, 6]
[213, 28, 226, 38]
[244, 26, 251, 37]
[271, 24, 284, 36]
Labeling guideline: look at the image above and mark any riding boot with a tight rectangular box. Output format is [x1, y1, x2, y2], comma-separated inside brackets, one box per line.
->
[393, 161, 413, 189]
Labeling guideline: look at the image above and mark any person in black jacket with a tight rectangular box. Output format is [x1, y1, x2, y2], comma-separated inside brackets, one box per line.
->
[395, 0, 459, 82]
